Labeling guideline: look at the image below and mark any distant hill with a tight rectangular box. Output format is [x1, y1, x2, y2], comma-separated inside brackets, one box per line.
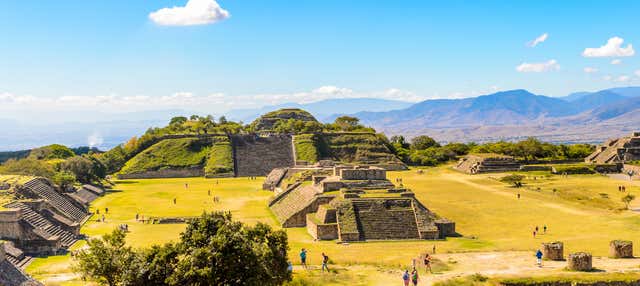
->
[347, 87, 640, 143]
[227, 98, 412, 123]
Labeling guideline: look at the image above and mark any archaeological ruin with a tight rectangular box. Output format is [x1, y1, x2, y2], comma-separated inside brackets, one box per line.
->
[116, 108, 406, 179]
[0, 175, 103, 272]
[0, 241, 41, 286]
[454, 153, 521, 174]
[266, 164, 455, 241]
[586, 132, 640, 164]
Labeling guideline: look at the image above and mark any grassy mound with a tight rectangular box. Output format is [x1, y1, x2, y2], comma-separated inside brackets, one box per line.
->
[204, 136, 234, 176]
[318, 133, 398, 163]
[293, 134, 319, 163]
[119, 137, 213, 174]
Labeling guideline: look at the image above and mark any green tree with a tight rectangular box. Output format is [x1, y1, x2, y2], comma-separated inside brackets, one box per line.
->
[52, 170, 76, 190]
[500, 174, 525, 187]
[28, 144, 76, 160]
[75, 229, 136, 286]
[169, 116, 188, 126]
[170, 212, 291, 286]
[411, 135, 440, 150]
[333, 116, 360, 131]
[60, 156, 101, 183]
[622, 194, 636, 210]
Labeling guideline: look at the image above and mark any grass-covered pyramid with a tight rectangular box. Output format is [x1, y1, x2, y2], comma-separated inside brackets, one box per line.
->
[108, 109, 405, 179]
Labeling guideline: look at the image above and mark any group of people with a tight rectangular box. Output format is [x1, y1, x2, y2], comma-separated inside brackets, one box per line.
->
[618, 185, 628, 192]
[532, 225, 548, 238]
[299, 249, 330, 272]
[402, 253, 433, 285]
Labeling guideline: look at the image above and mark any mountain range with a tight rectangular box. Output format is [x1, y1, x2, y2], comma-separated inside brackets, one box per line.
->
[3, 87, 640, 151]
[347, 87, 640, 143]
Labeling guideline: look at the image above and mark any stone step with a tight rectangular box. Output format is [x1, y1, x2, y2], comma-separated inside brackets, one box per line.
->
[24, 179, 87, 222]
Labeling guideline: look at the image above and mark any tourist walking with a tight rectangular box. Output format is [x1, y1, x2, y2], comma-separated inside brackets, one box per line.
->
[411, 268, 419, 286]
[402, 270, 410, 286]
[321, 252, 329, 272]
[543, 225, 547, 234]
[536, 249, 543, 267]
[533, 230, 536, 238]
[300, 248, 308, 269]
[424, 253, 433, 273]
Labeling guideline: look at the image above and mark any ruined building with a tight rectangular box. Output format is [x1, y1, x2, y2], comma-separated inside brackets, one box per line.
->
[586, 132, 640, 164]
[454, 153, 521, 174]
[267, 165, 455, 241]
[0, 176, 103, 271]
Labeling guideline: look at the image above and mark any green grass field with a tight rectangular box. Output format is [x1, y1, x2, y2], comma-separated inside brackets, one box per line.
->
[26, 166, 640, 285]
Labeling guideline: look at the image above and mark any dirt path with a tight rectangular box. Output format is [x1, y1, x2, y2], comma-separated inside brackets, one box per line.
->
[423, 251, 640, 285]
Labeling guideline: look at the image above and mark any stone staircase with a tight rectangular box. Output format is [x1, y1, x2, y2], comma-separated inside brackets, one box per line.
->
[2, 242, 33, 269]
[5, 202, 77, 248]
[270, 185, 319, 226]
[352, 200, 420, 240]
[232, 135, 295, 177]
[23, 179, 88, 223]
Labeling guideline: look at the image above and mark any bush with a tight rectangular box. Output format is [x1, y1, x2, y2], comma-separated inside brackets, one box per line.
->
[500, 174, 525, 187]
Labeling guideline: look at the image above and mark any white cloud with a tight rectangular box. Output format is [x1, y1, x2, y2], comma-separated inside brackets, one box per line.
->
[614, 75, 630, 82]
[527, 33, 548, 47]
[603, 75, 612, 81]
[611, 59, 622, 65]
[149, 0, 230, 26]
[516, 59, 560, 72]
[583, 67, 598, 73]
[582, 37, 635, 57]
[0, 86, 429, 119]
[635, 70, 640, 77]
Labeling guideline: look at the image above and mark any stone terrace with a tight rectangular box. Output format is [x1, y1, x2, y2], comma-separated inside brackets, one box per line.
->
[455, 153, 521, 174]
[268, 165, 454, 241]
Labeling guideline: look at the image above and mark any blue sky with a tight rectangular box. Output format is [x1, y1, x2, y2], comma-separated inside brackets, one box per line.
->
[1, 0, 640, 117]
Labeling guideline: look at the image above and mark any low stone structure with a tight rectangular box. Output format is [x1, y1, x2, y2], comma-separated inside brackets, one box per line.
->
[610, 240, 633, 258]
[268, 165, 454, 241]
[0, 242, 41, 286]
[586, 132, 640, 164]
[455, 153, 521, 174]
[542, 242, 564, 261]
[567, 252, 592, 271]
[0, 176, 102, 272]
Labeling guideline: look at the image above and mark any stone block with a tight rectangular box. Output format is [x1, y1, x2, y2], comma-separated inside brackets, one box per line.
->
[542, 242, 564, 261]
[610, 240, 633, 258]
[567, 252, 592, 271]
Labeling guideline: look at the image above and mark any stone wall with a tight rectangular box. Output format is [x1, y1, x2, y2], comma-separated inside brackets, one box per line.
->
[435, 219, 456, 238]
[118, 167, 204, 179]
[282, 196, 335, 227]
[0, 209, 23, 240]
[340, 167, 386, 180]
[232, 134, 295, 177]
[306, 215, 338, 240]
[0, 242, 5, 263]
